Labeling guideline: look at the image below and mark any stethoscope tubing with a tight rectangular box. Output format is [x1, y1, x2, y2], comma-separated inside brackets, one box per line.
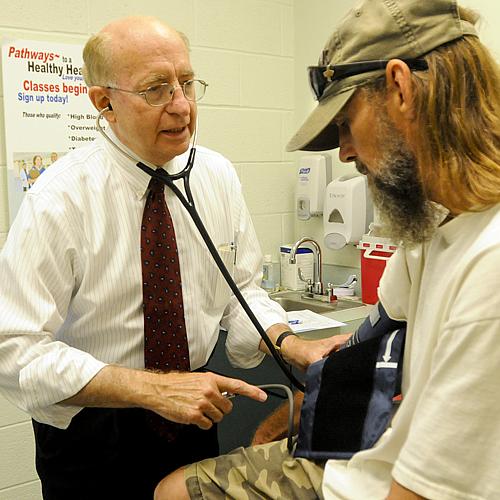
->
[97, 110, 305, 392]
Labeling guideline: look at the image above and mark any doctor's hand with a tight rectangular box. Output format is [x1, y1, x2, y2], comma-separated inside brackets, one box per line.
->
[142, 371, 268, 430]
[62, 365, 266, 431]
[279, 333, 352, 372]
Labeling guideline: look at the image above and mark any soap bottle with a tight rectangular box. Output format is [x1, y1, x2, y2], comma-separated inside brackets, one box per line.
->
[261, 254, 275, 291]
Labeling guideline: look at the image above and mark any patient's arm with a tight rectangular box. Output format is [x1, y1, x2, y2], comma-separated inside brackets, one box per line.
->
[251, 390, 304, 445]
[252, 332, 352, 445]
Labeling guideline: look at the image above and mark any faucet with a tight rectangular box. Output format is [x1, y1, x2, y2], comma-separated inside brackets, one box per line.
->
[289, 237, 324, 295]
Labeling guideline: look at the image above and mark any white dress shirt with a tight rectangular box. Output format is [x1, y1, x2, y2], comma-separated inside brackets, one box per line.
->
[0, 132, 286, 428]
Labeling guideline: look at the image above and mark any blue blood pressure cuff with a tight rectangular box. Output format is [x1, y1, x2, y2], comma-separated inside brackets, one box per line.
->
[294, 302, 406, 460]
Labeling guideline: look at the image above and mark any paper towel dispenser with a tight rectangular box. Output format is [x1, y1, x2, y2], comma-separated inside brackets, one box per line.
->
[323, 175, 373, 249]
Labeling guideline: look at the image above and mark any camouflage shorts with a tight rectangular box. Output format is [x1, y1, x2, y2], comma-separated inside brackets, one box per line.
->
[184, 438, 325, 499]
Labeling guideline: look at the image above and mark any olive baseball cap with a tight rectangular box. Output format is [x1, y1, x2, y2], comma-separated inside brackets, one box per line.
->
[286, 0, 478, 152]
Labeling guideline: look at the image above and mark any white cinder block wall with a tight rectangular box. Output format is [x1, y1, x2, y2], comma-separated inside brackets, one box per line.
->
[0, 0, 499, 498]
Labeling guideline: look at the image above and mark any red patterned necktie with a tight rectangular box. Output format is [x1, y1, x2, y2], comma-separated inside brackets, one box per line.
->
[141, 177, 190, 438]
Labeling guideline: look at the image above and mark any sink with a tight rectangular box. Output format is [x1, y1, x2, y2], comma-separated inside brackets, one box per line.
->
[270, 291, 364, 314]
[272, 297, 335, 314]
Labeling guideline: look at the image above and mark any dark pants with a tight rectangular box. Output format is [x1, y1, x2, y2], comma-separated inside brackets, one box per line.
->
[32, 407, 219, 500]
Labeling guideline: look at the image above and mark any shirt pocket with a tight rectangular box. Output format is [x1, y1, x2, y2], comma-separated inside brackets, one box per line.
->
[213, 242, 236, 309]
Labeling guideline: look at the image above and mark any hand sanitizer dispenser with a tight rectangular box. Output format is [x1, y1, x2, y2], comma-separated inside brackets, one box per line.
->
[296, 154, 332, 220]
[323, 175, 373, 249]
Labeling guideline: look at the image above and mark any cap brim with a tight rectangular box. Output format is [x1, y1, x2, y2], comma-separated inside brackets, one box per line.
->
[286, 88, 356, 152]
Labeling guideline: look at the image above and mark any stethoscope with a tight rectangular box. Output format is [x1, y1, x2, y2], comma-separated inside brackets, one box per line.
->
[96, 108, 305, 392]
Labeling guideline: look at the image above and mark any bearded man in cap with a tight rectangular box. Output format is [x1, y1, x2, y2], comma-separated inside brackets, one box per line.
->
[156, 0, 500, 498]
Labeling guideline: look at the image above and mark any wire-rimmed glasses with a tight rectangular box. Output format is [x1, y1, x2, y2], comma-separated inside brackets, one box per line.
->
[106, 79, 208, 106]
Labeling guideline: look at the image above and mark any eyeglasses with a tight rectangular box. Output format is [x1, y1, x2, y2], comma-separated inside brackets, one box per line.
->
[106, 79, 208, 106]
[308, 59, 428, 100]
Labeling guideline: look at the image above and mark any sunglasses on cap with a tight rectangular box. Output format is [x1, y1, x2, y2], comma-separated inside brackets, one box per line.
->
[308, 58, 428, 101]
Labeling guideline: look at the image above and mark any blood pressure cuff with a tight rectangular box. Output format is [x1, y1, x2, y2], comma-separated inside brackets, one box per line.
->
[294, 302, 406, 460]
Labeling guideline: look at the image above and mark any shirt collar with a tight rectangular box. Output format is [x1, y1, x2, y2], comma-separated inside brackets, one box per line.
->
[100, 128, 186, 200]
[437, 205, 499, 246]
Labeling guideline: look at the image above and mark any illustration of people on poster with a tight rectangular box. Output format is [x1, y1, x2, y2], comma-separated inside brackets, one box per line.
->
[1, 39, 102, 223]
[14, 152, 63, 192]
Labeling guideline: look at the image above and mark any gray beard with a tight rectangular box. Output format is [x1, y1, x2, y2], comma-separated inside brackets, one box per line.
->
[355, 122, 446, 247]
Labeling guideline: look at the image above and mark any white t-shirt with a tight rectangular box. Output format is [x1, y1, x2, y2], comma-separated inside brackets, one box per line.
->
[323, 204, 500, 499]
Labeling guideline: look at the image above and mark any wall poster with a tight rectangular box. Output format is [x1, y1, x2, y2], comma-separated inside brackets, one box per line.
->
[2, 39, 102, 223]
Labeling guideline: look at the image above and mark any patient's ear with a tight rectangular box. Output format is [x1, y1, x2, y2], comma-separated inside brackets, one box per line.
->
[385, 59, 415, 122]
[383, 59, 418, 144]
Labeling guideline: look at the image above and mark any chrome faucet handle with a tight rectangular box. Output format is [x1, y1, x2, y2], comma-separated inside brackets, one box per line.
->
[298, 268, 315, 293]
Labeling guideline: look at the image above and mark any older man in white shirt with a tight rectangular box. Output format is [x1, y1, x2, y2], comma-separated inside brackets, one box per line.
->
[0, 16, 346, 500]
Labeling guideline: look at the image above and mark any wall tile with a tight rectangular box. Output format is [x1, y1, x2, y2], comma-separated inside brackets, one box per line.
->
[239, 161, 295, 214]
[328, 244, 362, 268]
[0, 1, 88, 34]
[190, 48, 240, 106]
[0, 396, 30, 427]
[232, 163, 242, 180]
[281, 5, 294, 57]
[197, 107, 284, 162]
[87, 0, 195, 38]
[0, 481, 42, 500]
[251, 213, 284, 261]
[240, 54, 293, 110]
[195, 0, 282, 55]
[0, 422, 38, 488]
[281, 110, 296, 161]
[281, 212, 295, 246]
